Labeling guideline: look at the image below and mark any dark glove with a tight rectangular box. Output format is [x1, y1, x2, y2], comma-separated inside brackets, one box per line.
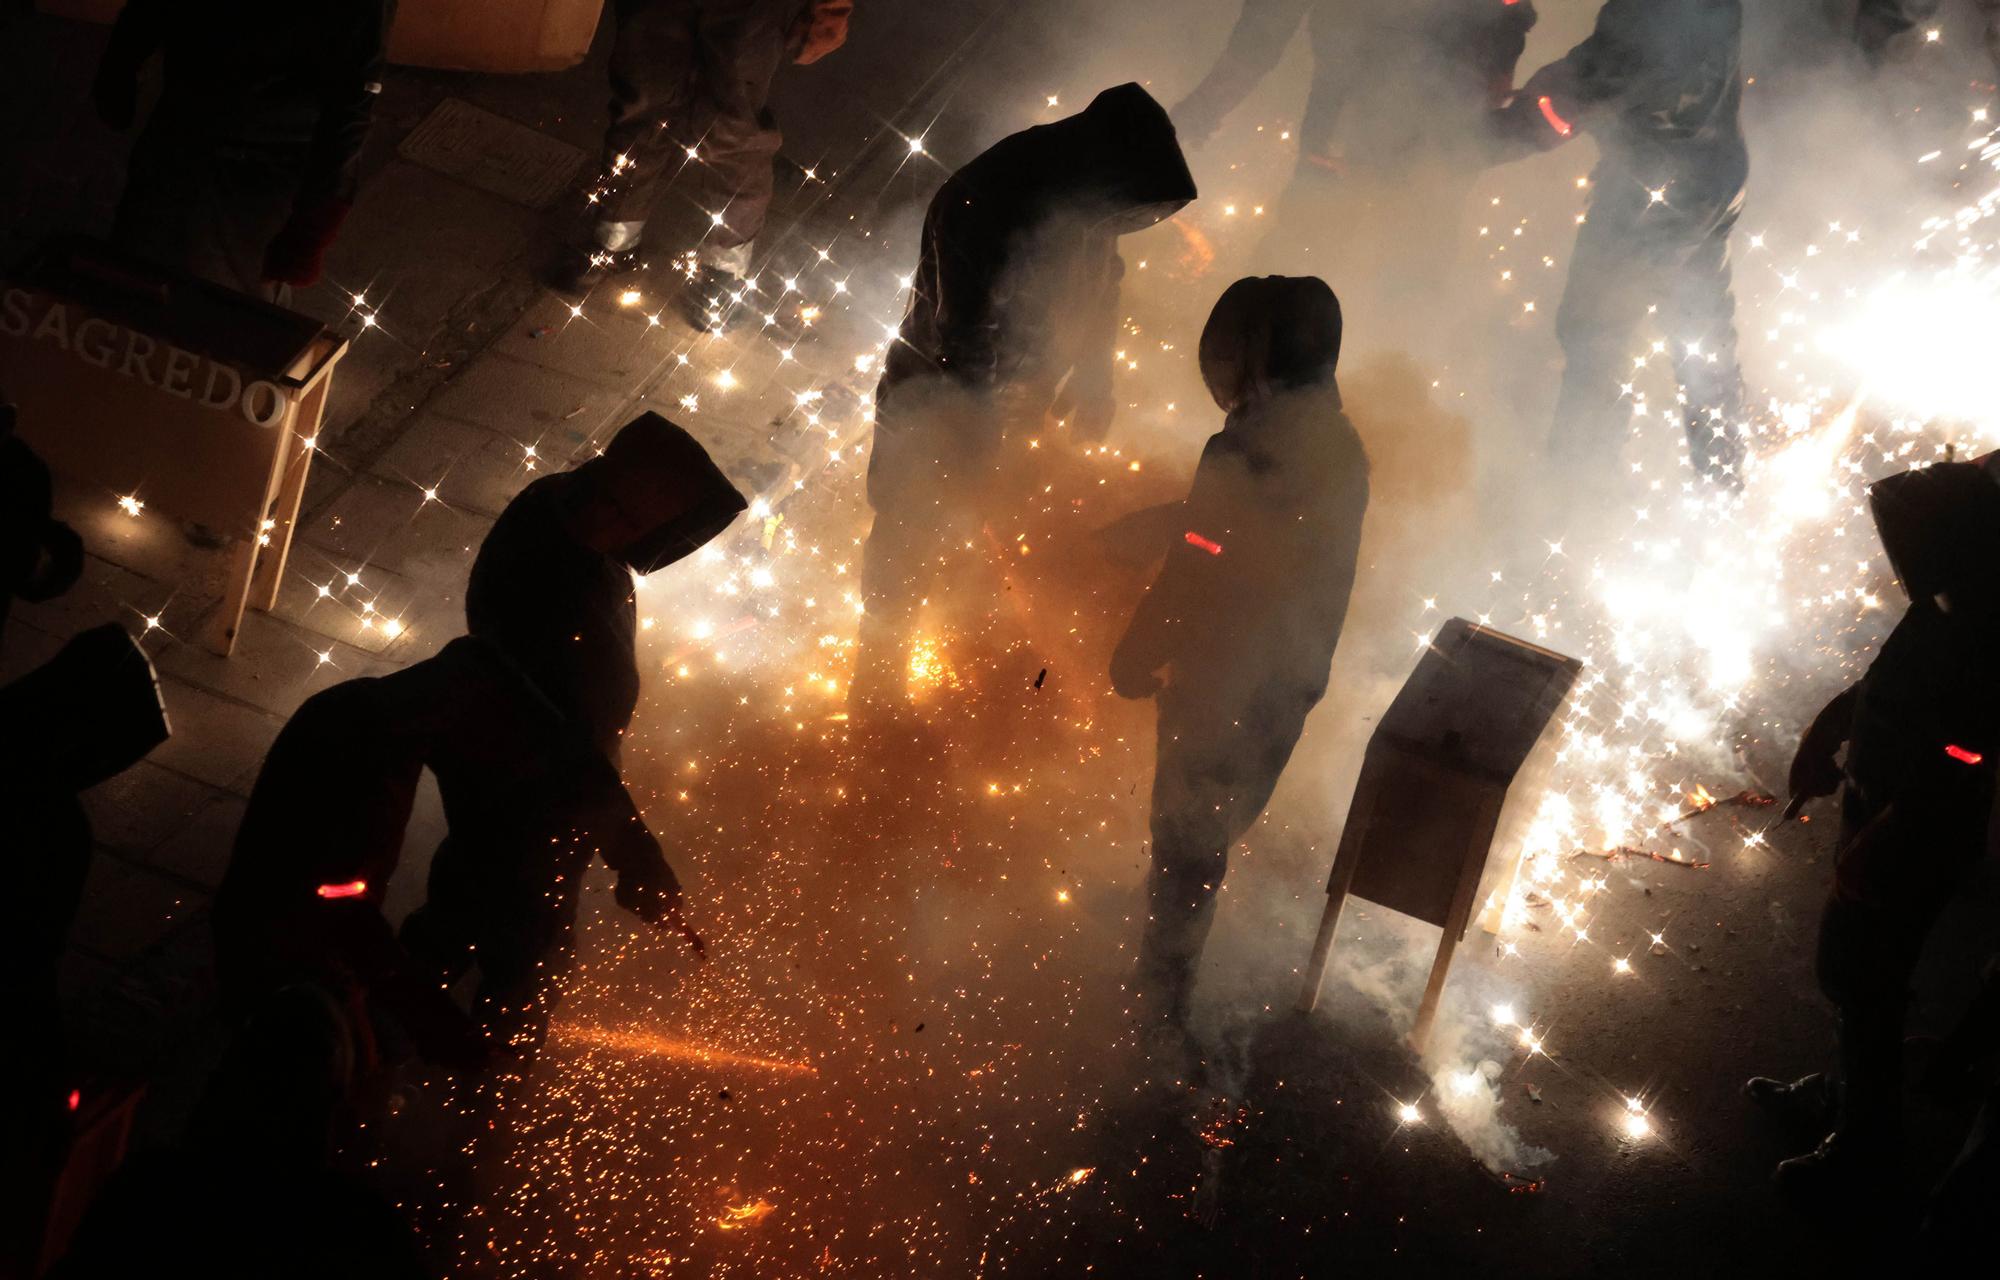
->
[1787, 686, 1857, 807]
[614, 860, 683, 928]
[92, 57, 139, 131]
[263, 197, 352, 288]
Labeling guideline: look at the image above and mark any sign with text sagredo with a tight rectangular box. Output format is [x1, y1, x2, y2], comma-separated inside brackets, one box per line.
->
[0, 239, 348, 655]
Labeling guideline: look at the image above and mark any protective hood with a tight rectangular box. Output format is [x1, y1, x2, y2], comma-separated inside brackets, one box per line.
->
[1868, 456, 2000, 612]
[986, 82, 1197, 233]
[582, 412, 749, 574]
[1199, 276, 1343, 414]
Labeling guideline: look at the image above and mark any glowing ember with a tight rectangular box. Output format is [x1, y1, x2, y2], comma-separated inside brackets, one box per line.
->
[714, 1198, 777, 1231]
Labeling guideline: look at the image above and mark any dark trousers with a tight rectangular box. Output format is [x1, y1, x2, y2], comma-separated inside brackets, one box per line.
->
[1815, 787, 1982, 1155]
[403, 838, 584, 1049]
[1552, 161, 1746, 479]
[1138, 692, 1309, 1021]
[114, 122, 301, 301]
[596, 0, 803, 264]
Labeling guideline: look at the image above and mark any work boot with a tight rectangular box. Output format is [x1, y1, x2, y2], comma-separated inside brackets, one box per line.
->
[676, 262, 754, 333]
[1745, 1071, 1836, 1139]
[553, 244, 648, 294]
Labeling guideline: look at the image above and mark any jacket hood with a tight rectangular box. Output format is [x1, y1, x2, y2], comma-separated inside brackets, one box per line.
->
[1199, 276, 1343, 414]
[1869, 456, 2000, 613]
[1010, 83, 1197, 232]
[582, 412, 749, 574]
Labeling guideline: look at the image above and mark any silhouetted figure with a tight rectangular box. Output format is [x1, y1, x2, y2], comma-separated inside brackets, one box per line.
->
[1174, 0, 1537, 175]
[1852, 0, 2000, 64]
[1489, 0, 1749, 485]
[401, 415, 736, 1041]
[51, 986, 430, 1279]
[0, 405, 168, 1274]
[94, 0, 394, 297]
[853, 83, 1196, 707]
[1747, 457, 2000, 1198]
[561, 0, 854, 311]
[1109, 277, 1368, 1032]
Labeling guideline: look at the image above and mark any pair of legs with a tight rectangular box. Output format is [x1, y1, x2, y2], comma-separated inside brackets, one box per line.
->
[1552, 160, 1748, 484]
[1138, 694, 1308, 1024]
[590, 0, 803, 275]
[114, 124, 300, 303]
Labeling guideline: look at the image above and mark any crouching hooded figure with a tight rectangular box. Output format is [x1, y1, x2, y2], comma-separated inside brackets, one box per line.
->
[1109, 277, 1369, 1030]
[1746, 455, 2000, 1198]
[852, 83, 1196, 709]
[219, 636, 689, 1061]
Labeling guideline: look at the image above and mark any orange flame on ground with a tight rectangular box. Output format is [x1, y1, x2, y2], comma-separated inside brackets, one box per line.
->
[715, 1198, 777, 1231]
[552, 1024, 817, 1076]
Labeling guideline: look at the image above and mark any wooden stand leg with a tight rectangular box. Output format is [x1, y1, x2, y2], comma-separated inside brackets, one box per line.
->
[251, 384, 325, 610]
[1410, 930, 1460, 1055]
[202, 535, 261, 656]
[1411, 796, 1507, 1054]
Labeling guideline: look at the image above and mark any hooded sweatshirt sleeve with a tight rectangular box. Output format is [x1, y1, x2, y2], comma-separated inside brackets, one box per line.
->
[1113, 431, 1244, 679]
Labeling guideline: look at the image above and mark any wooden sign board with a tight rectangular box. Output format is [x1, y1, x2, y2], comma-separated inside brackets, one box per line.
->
[1298, 618, 1582, 1049]
[0, 239, 346, 655]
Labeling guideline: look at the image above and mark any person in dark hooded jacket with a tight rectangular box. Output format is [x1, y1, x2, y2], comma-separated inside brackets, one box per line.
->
[94, 1, 394, 298]
[1489, 0, 1749, 487]
[1746, 456, 2000, 1197]
[218, 636, 688, 1062]
[853, 83, 1196, 708]
[400, 414, 738, 1038]
[1110, 276, 1368, 1031]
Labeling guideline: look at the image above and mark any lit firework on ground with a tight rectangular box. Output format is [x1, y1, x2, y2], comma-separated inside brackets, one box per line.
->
[377, 77, 2000, 1276]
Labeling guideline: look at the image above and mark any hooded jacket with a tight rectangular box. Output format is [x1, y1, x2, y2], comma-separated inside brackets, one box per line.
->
[1113, 277, 1369, 719]
[1496, 0, 1746, 197]
[467, 413, 747, 759]
[870, 83, 1194, 478]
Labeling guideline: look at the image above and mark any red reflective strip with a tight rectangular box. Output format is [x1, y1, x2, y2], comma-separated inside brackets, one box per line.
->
[316, 879, 369, 899]
[66, 1088, 81, 1112]
[1184, 531, 1223, 556]
[1945, 744, 1984, 765]
[1537, 95, 1572, 138]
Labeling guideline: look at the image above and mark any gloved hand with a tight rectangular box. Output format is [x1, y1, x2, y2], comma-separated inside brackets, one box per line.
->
[1109, 644, 1163, 701]
[92, 56, 139, 131]
[1171, 97, 1224, 150]
[263, 197, 352, 288]
[1787, 686, 1857, 807]
[614, 861, 682, 927]
[792, 0, 853, 65]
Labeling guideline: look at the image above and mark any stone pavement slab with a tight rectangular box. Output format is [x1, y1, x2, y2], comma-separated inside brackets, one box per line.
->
[426, 350, 635, 452]
[296, 471, 493, 596]
[80, 761, 223, 861]
[143, 679, 286, 794]
[67, 853, 202, 965]
[494, 292, 696, 392]
[141, 792, 248, 892]
[149, 611, 398, 721]
[370, 409, 541, 519]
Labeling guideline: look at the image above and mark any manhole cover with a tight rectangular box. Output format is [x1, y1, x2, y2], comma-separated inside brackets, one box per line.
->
[399, 97, 586, 210]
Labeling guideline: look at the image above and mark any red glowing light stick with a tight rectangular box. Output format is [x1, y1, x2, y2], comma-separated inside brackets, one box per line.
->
[1537, 96, 1572, 138]
[316, 879, 369, 899]
[1945, 744, 1984, 765]
[1184, 531, 1223, 555]
[66, 1088, 81, 1112]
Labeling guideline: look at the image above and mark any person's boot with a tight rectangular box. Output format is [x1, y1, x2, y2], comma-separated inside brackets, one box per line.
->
[552, 243, 648, 294]
[1745, 1071, 1837, 1140]
[676, 261, 754, 332]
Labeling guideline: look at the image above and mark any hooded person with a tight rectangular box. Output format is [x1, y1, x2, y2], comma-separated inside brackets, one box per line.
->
[1108, 276, 1369, 1040]
[460, 411, 747, 763]
[94, 1, 394, 298]
[1746, 456, 2000, 1198]
[222, 637, 692, 1061]
[852, 83, 1197, 708]
[1487, 0, 1749, 487]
